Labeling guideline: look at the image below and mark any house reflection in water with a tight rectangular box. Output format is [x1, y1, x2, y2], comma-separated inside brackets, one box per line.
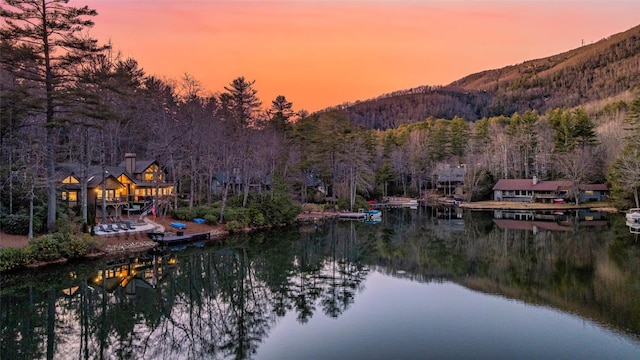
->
[434, 206, 464, 231]
[87, 253, 177, 295]
[493, 210, 607, 234]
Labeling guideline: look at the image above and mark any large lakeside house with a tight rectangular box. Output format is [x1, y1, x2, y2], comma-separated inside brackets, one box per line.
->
[492, 177, 608, 203]
[58, 153, 174, 219]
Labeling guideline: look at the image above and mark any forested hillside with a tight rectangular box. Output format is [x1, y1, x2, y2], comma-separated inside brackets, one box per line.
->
[337, 24, 640, 129]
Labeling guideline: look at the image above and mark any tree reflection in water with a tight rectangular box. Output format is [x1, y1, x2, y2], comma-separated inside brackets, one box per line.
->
[1, 208, 640, 359]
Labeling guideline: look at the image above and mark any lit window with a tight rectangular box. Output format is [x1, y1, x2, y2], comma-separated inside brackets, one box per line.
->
[118, 174, 133, 184]
[62, 176, 79, 184]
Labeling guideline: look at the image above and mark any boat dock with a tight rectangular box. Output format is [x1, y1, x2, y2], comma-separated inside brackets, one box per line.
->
[338, 209, 382, 221]
[147, 231, 211, 246]
[339, 212, 368, 219]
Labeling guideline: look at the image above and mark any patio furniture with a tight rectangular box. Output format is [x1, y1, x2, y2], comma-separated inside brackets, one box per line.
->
[97, 224, 111, 233]
[170, 222, 187, 229]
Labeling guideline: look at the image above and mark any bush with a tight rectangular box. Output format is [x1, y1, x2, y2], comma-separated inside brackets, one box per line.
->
[55, 214, 73, 234]
[354, 195, 370, 210]
[302, 203, 323, 213]
[226, 220, 243, 233]
[204, 213, 218, 224]
[248, 210, 266, 227]
[336, 195, 369, 211]
[195, 205, 214, 218]
[172, 207, 196, 221]
[1, 214, 30, 235]
[223, 207, 241, 223]
[28, 235, 63, 261]
[0, 247, 27, 272]
[61, 235, 89, 258]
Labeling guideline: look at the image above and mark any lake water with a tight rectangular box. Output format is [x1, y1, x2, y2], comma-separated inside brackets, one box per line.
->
[1, 207, 640, 359]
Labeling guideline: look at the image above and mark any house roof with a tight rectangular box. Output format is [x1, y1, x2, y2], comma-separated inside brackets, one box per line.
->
[57, 164, 140, 188]
[579, 184, 609, 191]
[118, 159, 157, 174]
[493, 179, 572, 191]
[493, 179, 609, 192]
[437, 167, 466, 183]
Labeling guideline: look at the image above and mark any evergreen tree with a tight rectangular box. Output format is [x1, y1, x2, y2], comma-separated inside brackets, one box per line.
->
[0, 0, 108, 232]
[224, 76, 261, 129]
[549, 108, 597, 153]
[625, 95, 640, 147]
[449, 116, 470, 159]
[268, 95, 294, 133]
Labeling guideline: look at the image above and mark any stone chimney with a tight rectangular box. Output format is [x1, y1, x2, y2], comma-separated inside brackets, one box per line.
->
[533, 176, 538, 185]
[125, 153, 136, 175]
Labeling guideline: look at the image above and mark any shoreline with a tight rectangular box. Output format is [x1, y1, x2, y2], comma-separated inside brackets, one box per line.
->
[456, 200, 619, 213]
[0, 213, 340, 270]
[0, 204, 622, 270]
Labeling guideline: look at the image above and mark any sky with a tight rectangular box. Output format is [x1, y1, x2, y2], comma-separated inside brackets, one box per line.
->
[78, 0, 640, 113]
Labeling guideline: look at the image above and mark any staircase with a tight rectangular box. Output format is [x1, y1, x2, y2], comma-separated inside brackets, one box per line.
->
[138, 201, 154, 220]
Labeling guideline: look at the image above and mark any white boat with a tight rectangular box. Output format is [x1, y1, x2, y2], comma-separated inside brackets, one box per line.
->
[626, 208, 640, 233]
[364, 209, 382, 219]
[626, 208, 640, 221]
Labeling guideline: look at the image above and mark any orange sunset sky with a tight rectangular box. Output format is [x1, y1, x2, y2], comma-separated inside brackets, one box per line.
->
[78, 0, 640, 113]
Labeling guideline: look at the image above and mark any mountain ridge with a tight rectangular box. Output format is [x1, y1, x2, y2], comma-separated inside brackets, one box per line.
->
[330, 24, 640, 129]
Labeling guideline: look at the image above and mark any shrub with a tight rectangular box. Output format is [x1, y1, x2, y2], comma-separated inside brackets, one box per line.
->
[172, 207, 196, 221]
[223, 207, 241, 222]
[195, 205, 214, 218]
[354, 195, 370, 210]
[1, 214, 30, 235]
[28, 235, 63, 261]
[226, 220, 243, 233]
[0, 247, 27, 272]
[249, 211, 266, 227]
[55, 216, 73, 234]
[336, 195, 369, 211]
[60, 235, 89, 258]
[204, 213, 218, 224]
[302, 203, 323, 213]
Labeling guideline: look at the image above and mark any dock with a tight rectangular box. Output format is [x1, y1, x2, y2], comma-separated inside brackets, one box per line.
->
[338, 212, 368, 219]
[148, 231, 211, 246]
[338, 209, 382, 221]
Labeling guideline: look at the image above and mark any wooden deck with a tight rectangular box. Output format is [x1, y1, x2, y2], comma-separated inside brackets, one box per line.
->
[148, 231, 211, 246]
[338, 212, 368, 219]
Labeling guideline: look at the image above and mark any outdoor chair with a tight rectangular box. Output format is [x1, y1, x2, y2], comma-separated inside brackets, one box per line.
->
[116, 223, 128, 231]
[107, 224, 119, 232]
[97, 224, 111, 233]
[125, 221, 135, 230]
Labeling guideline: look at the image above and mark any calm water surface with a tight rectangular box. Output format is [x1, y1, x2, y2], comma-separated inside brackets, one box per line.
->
[1, 207, 640, 359]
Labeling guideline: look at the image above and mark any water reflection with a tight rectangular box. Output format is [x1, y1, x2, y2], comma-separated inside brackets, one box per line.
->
[1, 208, 639, 359]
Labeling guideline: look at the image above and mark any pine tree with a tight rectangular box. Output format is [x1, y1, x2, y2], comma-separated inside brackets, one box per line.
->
[0, 0, 108, 232]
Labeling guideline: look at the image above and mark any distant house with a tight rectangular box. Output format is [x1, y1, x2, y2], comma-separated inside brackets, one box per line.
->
[436, 166, 466, 196]
[305, 173, 325, 195]
[211, 171, 272, 195]
[492, 177, 608, 203]
[58, 153, 173, 218]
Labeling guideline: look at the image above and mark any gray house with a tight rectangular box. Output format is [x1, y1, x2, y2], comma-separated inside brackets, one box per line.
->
[492, 177, 608, 203]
